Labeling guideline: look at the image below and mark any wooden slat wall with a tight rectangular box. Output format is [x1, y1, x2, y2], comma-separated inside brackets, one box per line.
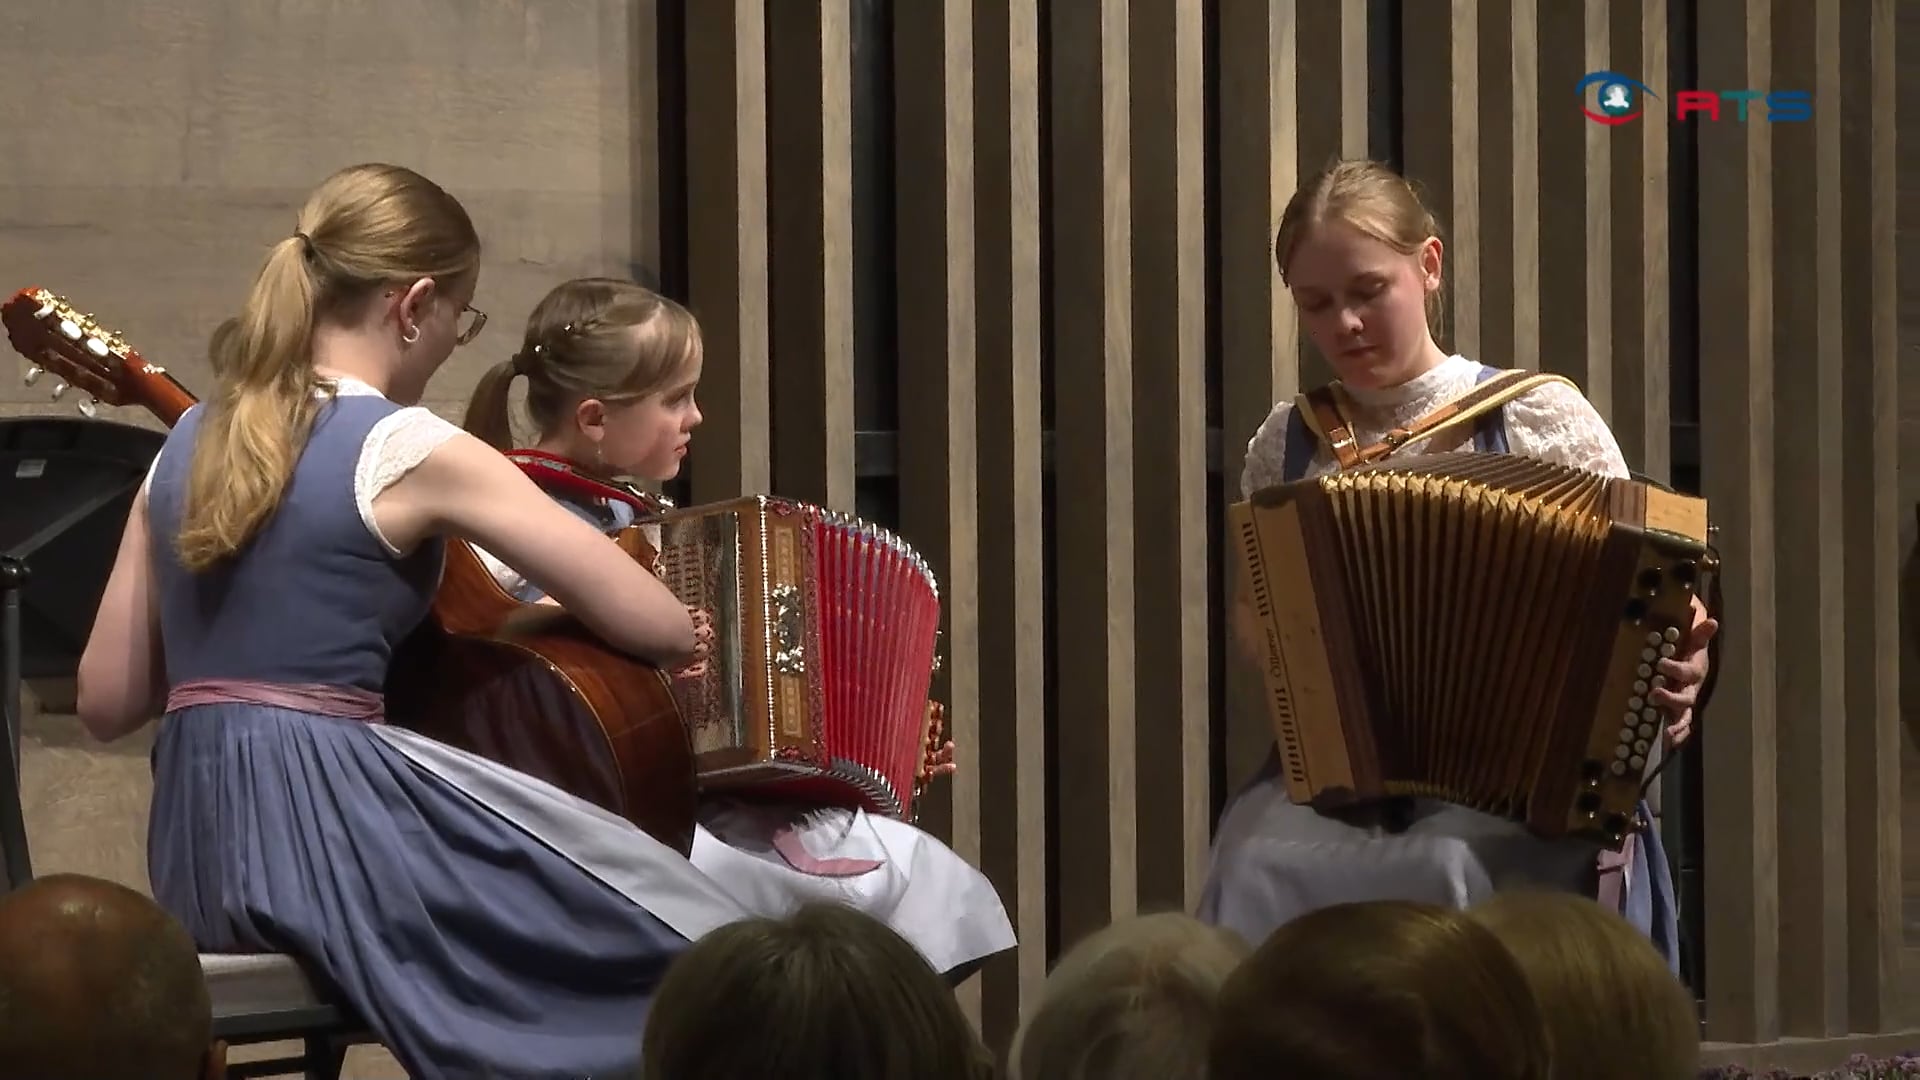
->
[766, 0, 856, 510]
[1839, 0, 1904, 1037]
[1048, 0, 1139, 952]
[1697, 0, 1781, 1046]
[1128, 0, 1212, 913]
[673, 0, 1908, 1059]
[968, 0, 1046, 1047]
[1213, 0, 1297, 828]
[680, 0, 771, 503]
[1771, 0, 1848, 1037]
[894, 0, 983, 1018]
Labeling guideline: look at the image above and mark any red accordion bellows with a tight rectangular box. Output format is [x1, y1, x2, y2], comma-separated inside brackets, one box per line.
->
[653, 496, 944, 820]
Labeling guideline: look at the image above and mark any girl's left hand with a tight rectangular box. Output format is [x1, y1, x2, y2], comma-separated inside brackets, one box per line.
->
[672, 607, 714, 680]
[922, 703, 958, 781]
[1653, 594, 1719, 748]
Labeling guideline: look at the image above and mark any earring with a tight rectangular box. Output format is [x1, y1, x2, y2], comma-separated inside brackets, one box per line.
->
[401, 326, 420, 345]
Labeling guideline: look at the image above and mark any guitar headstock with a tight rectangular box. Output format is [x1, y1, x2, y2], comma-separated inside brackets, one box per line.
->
[2, 286, 195, 426]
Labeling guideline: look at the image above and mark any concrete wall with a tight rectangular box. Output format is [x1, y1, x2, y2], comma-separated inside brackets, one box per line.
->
[0, 0, 657, 430]
[1, 4, 656, 1074]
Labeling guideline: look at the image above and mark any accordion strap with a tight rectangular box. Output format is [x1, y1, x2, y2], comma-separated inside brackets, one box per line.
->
[1297, 369, 1578, 470]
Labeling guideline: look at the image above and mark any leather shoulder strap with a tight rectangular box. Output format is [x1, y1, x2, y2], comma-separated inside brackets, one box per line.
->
[1295, 384, 1363, 469]
[1356, 370, 1578, 466]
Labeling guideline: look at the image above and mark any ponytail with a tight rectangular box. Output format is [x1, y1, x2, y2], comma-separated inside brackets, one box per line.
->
[461, 354, 523, 451]
[175, 238, 328, 572]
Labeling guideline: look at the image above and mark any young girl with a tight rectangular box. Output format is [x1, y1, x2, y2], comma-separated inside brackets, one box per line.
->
[1199, 159, 1718, 968]
[76, 164, 764, 1079]
[461, 277, 1016, 983]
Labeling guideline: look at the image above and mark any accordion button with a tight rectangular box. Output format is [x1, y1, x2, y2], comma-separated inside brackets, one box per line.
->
[1630, 755, 1646, 771]
[1637, 664, 1654, 678]
[1664, 626, 1683, 643]
[1633, 679, 1650, 694]
[1641, 707, 1660, 723]
[1659, 643, 1677, 658]
[1619, 726, 1636, 743]
[1615, 745, 1631, 760]
[1641, 648, 1658, 662]
[1628, 696, 1645, 710]
[1610, 760, 1629, 776]
[1651, 675, 1668, 690]
[1638, 724, 1656, 740]
[1633, 740, 1650, 756]
[1645, 631, 1664, 646]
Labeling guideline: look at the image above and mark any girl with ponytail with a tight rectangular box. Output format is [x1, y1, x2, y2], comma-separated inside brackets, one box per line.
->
[74, 165, 765, 1078]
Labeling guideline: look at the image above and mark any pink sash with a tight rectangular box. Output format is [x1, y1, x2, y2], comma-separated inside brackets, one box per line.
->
[165, 678, 385, 722]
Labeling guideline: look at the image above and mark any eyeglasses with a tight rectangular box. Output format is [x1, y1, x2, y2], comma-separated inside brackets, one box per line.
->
[457, 303, 487, 346]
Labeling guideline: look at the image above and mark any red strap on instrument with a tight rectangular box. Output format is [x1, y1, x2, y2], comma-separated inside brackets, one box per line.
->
[503, 450, 672, 517]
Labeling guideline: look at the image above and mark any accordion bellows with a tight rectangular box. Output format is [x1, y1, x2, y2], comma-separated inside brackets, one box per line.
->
[653, 495, 942, 820]
[1230, 452, 1715, 850]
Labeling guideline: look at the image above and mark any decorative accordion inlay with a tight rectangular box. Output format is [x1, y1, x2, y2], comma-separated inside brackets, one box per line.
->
[649, 496, 944, 820]
[1230, 451, 1716, 850]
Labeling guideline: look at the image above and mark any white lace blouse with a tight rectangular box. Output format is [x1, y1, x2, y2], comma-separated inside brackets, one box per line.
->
[1239, 353, 1630, 497]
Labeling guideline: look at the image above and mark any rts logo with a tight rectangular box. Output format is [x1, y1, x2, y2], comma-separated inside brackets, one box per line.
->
[1577, 70, 1812, 124]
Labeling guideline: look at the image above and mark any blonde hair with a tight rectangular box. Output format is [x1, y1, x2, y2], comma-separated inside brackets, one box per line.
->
[1469, 891, 1700, 1080]
[641, 903, 992, 1080]
[1274, 158, 1448, 334]
[1209, 900, 1552, 1080]
[1010, 912, 1247, 1080]
[176, 163, 479, 571]
[462, 277, 702, 451]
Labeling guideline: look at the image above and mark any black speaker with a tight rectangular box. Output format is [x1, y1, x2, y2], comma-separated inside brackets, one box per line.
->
[0, 416, 165, 679]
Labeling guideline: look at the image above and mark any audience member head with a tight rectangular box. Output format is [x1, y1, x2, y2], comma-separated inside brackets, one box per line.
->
[1469, 890, 1700, 1080]
[641, 902, 991, 1080]
[462, 276, 703, 480]
[1009, 911, 1247, 1080]
[0, 874, 220, 1080]
[1273, 157, 1449, 390]
[179, 162, 481, 572]
[1209, 899, 1552, 1080]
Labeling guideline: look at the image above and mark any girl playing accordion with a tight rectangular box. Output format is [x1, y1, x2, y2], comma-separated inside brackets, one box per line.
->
[1200, 159, 1718, 969]
[461, 277, 1015, 984]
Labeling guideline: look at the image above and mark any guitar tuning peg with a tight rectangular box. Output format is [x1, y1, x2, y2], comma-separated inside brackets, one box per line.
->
[85, 336, 109, 358]
[77, 397, 98, 418]
[57, 318, 81, 340]
[22, 365, 41, 386]
[48, 379, 68, 400]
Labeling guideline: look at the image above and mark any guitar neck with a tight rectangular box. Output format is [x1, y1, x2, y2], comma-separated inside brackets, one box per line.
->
[144, 370, 199, 428]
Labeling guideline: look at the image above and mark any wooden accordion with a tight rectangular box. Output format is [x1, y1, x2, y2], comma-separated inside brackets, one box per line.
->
[650, 495, 943, 819]
[1230, 452, 1716, 850]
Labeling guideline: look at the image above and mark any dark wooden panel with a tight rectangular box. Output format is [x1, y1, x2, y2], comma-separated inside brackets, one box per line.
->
[969, 0, 1046, 1045]
[766, 0, 856, 511]
[681, 0, 771, 501]
[1214, 0, 1301, 808]
[1769, 0, 1847, 1038]
[1695, 0, 1781, 1046]
[1400, 0, 1478, 359]
[1534, 0, 1606, 402]
[1606, 0, 1671, 477]
[1129, 0, 1210, 912]
[1839, 0, 1903, 1035]
[893, 0, 982, 1016]
[1049, 0, 1139, 948]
